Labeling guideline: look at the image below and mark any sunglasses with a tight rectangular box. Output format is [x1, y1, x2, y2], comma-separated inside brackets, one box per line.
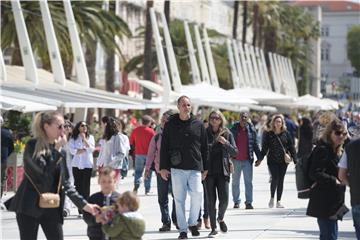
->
[210, 116, 221, 121]
[56, 124, 65, 130]
[80, 124, 87, 128]
[334, 131, 347, 137]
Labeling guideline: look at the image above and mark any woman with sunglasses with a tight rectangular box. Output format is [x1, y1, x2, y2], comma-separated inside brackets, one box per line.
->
[8, 111, 98, 240]
[69, 121, 95, 217]
[205, 110, 238, 237]
[307, 119, 348, 240]
[256, 114, 296, 209]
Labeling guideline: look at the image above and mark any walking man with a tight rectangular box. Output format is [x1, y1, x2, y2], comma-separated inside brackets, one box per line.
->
[130, 115, 156, 194]
[160, 96, 208, 239]
[338, 138, 360, 239]
[230, 112, 262, 209]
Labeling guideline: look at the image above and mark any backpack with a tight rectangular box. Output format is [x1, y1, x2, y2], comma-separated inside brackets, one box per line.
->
[295, 146, 317, 199]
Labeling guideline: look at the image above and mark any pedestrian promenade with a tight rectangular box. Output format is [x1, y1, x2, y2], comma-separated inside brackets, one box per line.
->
[1, 162, 356, 239]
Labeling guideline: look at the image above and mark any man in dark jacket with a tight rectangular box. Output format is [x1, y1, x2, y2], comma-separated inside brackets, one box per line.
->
[339, 138, 360, 239]
[160, 96, 208, 239]
[230, 112, 262, 210]
[1, 118, 14, 198]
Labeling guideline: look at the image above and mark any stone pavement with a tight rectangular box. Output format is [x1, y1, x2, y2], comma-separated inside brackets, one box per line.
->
[0, 162, 356, 239]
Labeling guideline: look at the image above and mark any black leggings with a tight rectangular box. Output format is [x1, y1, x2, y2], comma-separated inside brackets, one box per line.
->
[268, 163, 288, 201]
[205, 175, 229, 230]
[73, 167, 92, 212]
[16, 212, 63, 240]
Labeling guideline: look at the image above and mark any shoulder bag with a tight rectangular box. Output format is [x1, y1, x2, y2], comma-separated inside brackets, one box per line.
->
[276, 134, 292, 164]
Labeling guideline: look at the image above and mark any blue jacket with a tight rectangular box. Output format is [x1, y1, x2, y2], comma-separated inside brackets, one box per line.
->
[230, 122, 262, 164]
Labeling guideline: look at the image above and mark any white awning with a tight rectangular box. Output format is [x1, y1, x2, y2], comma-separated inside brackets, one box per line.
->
[0, 95, 57, 112]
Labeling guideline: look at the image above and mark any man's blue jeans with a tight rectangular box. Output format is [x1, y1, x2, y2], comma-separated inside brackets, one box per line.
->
[352, 204, 360, 239]
[232, 160, 253, 205]
[317, 218, 338, 240]
[171, 168, 202, 233]
[156, 173, 177, 225]
[134, 155, 153, 192]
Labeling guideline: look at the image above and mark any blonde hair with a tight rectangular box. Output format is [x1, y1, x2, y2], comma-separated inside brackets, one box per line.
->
[270, 114, 287, 133]
[208, 110, 229, 137]
[32, 111, 62, 158]
[319, 111, 336, 126]
[117, 191, 140, 212]
[320, 118, 345, 156]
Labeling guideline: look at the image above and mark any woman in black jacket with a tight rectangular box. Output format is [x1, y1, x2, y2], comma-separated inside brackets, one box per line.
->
[256, 114, 296, 209]
[297, 117, 314, 162]
[307, 119, 348, 240]
[9, 111, 98, 240]
[205, 110, 238, 238]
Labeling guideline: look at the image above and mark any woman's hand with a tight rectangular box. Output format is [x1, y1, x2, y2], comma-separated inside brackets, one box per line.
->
[83, 203, 100, 215]
[217, 136, 227, 145]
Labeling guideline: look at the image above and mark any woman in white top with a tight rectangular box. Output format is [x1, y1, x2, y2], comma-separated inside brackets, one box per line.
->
[96, 116, 109, 169]
[69, 121, 95, 215]
[103, 118, 130, 184]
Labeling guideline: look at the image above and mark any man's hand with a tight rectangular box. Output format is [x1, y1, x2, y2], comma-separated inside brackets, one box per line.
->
[202, 170, 208, 180]
[144, 169, 150, 179]
[83, 203, 100, 215]
[160, 169, 170, 181]
[255, 160, 262, 167]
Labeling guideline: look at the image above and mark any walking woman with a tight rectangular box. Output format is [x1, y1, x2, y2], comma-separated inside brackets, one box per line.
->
[103, 117, 130, 184]
[69, 121, 95, 216]
[297, 117, 313, 162]
[8, 111, 98, 240]
[205, 110, 238, 237]
[307, 119, 348, 240]
[256, 114, 296, 208]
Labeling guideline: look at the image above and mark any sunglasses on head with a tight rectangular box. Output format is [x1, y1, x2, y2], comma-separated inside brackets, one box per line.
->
[334, 130, 347, 137]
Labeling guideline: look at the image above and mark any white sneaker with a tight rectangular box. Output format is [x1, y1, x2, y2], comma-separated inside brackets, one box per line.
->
[276, 201, 284, 208]
[268, 198, 274, 208]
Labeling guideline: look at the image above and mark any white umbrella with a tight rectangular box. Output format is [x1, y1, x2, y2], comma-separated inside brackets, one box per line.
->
[0, 95, 57, 113]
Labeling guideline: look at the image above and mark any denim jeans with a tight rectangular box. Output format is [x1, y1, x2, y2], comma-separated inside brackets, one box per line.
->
[134, 155, 153, 192]
[352, 204, 360, 239]
[156, 173, 177, 225]
[232, 160, 253, 204]
[317, 218, 338, 240]
[171, 168, 203, 233]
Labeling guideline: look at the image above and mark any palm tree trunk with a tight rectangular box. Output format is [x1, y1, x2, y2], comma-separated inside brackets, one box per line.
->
[11, 39, 23, 66]
[242, 1, 248, 45]
[232, 1, 239, 39]
[105, 53, 115, 116]
[252, 2, 259, 46]
[164, 0, 170, 27]
[143, 0, 154, 100]
[85, 41, 97, 123]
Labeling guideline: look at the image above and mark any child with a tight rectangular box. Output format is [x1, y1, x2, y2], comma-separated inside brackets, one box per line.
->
[83, 167, 120, 240]
[100, 191, 145, 240]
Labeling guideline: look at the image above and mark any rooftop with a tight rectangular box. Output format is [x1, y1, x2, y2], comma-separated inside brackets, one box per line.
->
[291, 0, 360, 12]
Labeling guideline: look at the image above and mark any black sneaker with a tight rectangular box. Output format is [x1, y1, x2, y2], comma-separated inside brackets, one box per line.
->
[133, 185, 139, 194]
[178, 232, 188, 239]
[208, 229, 219, 238]
[188, 225, 200, 236]
[233, 203, 239, 209]
[218, 220, 228, 233]
[245, 203, 254, 209]
[159, 223, 171, 232]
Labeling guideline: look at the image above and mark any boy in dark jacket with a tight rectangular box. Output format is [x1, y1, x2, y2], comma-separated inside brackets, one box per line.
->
[83, 167, 120, 240]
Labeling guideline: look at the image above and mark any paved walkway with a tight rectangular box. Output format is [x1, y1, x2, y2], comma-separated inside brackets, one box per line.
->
[1, 162, 356, 239]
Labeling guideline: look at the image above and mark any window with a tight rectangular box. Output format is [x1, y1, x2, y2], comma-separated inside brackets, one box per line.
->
[321, 48, 330, 61]
[321, 26, 329, 37]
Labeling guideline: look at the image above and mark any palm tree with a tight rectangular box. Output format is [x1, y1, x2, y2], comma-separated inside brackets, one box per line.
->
[232, 1, 239, 39]
[143, 0, 154, 100]
[242, 1, 248, 45]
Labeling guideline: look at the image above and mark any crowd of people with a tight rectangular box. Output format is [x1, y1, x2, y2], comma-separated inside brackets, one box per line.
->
[1, 95, 360, 240]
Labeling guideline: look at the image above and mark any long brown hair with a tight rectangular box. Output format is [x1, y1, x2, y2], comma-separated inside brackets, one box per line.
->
[32, 111, 62, 158]
[208, 110, 228, 138]
[270, 114, 287, 133]
[320, 118, 345, 156]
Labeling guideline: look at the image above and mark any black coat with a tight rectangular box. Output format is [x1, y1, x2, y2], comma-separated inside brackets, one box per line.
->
[206, 127, 238, 178]
[306, 140, 346, 218]
[83, 191, 120, 239]
[160, 114, 208, 171]
[8, 139, 87, 223]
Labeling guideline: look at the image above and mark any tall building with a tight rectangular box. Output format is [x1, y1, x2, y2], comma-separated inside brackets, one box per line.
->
[293, 1, 360, 96]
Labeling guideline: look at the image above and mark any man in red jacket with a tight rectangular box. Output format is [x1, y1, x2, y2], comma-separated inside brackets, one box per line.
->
[130, 115, 155, 194]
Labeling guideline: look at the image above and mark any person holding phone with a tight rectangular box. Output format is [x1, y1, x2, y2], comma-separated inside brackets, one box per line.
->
[8, 111, 98, 240]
